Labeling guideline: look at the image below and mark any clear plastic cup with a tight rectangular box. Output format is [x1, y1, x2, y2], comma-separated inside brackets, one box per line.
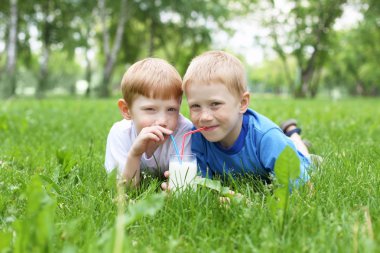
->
[169, 154, 197, 191]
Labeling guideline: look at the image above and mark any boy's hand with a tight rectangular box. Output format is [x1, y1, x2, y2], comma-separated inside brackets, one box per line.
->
[161, 170, 170, 191]
[130, 126, 173, 158]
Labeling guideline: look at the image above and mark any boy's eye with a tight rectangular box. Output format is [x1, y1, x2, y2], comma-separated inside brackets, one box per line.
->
[168, 108, 177, 112]
[190, 104, 201, 110]
[144, 108, 154, 111]
[210, 102, 221, 107]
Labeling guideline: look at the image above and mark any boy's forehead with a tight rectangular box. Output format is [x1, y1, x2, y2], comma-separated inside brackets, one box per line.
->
[133, 94, 180, 104]
[186, 80, 225, 89]
[185, 82, 238, 100]
[185, 81, 229, 93]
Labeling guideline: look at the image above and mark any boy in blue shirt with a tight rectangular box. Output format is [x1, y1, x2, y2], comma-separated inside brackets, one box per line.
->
[181, 50, 313, 185]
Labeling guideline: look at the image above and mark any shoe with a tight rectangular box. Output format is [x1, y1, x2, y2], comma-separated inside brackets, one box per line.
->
[279, 119, 312, 148]
[280, 119, 298, 133]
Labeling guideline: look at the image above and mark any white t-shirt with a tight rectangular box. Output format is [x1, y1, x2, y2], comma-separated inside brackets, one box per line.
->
[104, 114, 193, 177]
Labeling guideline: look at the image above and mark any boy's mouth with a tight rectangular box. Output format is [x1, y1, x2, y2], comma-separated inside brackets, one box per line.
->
[202, 126, 218, 131]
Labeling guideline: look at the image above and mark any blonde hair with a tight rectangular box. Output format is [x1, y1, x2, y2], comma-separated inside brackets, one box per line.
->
[183, 50, 247, 97]
[121, 58, 182, 105]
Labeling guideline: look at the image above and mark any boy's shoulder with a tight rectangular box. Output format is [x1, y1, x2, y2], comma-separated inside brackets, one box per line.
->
[108, 119, 135, 138]
[111, 118, 132, 130]
[245, 109, 280, 134]
[177, 114, 193, 129]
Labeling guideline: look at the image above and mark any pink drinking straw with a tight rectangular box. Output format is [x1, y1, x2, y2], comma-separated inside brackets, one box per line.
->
[180, 127, 207, 158]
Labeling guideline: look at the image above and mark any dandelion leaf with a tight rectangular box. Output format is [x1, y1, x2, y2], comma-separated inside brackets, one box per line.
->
[125, 193, 165, 225]
[274, 146, 300, 185]
[194, 177, 222, 192]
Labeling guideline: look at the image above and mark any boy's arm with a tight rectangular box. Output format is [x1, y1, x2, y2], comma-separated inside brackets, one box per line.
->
[123, 125, 173, 187]
[123, 151, 142, 187]
[259, 128, 310, 185]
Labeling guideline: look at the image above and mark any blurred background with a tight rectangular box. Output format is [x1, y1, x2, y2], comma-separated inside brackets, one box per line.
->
[0, 0, 379, 99]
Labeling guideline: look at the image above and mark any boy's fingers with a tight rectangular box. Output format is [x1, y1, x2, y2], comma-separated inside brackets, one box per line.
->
[146, 126, 173, 141]
[164, 170, 169, 178]
[160, 126, 173, 135]
[161, 182, 169, 191]
[152, 126, 173, 139]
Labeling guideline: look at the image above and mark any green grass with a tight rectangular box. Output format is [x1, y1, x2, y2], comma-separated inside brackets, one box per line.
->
[0, 97, 379, 252]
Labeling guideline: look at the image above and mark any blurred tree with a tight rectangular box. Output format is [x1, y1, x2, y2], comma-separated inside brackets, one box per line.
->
[48, 51, 82, 94]
[356, 0, 380, 95]
[1, 0, 256, 98]
[22, 0, 79, 98]
[4, 0, 18, 98]
[0, 0, 17, 98]
[98, 0, 255, 96]
[259, 0, 346, 98]
[249, 57, 295, 94]
[1, 0, 35, 98]
[66, 0, 98, 96]
[322, 0, 380, 96]
[97, 0, 130, 97]
[143, 0, 254, 74]
[0, 2, 9, 78]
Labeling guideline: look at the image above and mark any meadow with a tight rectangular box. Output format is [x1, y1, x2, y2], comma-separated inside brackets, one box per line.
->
[0, 97, 379, 252]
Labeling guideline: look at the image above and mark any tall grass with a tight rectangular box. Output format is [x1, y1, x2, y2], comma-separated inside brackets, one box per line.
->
[0, 97, 379, 252]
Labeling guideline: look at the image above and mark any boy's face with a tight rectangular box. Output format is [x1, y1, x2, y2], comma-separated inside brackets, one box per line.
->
[126, 95, 180, 134]
[186, 83, 247, 148]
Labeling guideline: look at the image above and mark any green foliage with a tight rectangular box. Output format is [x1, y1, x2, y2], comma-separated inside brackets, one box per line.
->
[0, 231, 12, 252]
[274, 146, 301, 185]
[13, 175, 57, 253]
[321, 1, 380, 96]
[107, 191, 166, 253]
[258, 0, 347, 97]
[125, 193, 166, 225]
[249, 57, 297, 94]
[268, 146, 300, 232]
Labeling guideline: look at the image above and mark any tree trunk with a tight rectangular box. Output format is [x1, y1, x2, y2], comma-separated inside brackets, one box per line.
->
[36, 0, 52, 98]
[3, 0, 18, 98]
[310, 69, 321, 98]
[355, 82, 364, 96]
[100, 56, 113, 97]
[98, 0, 128, 97]
[85, 48, 92, 97]
[300, 67, 314, 97]
[36, 45, 49, 98]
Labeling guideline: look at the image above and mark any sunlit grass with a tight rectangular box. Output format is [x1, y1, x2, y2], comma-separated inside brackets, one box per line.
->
[0, 97, 379, 252]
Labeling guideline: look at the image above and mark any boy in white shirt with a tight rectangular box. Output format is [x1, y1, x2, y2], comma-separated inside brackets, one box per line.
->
[105, 58, 193, 187]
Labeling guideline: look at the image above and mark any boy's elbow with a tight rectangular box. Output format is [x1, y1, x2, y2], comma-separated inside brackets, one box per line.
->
[122, 176, 141, 189]
[122, 169, 141, 188]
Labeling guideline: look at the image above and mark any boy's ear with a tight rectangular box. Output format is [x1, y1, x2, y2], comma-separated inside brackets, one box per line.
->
[118, 99, 132, 120]
[239, 91, 250, 113]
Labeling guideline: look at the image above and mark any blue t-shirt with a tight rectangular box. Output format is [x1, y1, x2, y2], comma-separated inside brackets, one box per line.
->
[191, 109, 310, 184]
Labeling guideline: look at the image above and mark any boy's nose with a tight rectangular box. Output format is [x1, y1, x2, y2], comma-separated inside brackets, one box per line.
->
[199, 109, 213, 122]
[154, 117, 168, 128]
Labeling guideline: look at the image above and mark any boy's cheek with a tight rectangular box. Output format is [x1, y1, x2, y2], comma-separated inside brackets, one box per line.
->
[171, 121, 179, 132]
[189, 114, 198, 124]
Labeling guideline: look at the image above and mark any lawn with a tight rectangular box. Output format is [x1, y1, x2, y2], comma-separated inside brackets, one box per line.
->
[0, 97, 379, 252]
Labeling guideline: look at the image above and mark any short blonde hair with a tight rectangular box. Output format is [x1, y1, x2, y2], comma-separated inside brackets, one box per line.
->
[183, 51, 247, 97]
[121, 58, 182, 105]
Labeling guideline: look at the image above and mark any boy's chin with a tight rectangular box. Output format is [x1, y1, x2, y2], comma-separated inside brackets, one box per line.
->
[202, 133, 222, 143]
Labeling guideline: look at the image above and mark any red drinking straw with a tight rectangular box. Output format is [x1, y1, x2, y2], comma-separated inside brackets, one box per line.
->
[180, 127, 207, 158]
